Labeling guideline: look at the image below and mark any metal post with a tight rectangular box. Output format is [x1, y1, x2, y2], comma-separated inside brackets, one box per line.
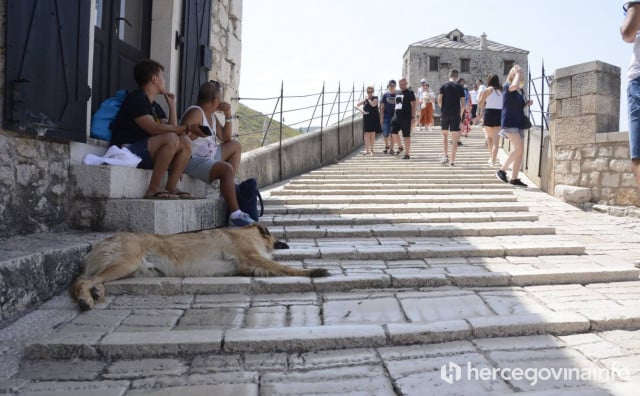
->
[351, 83, 355, 149]
[538, 61, 546, 178]
[525, 67, 532, 170]
[320, 83, 324, 165]
[261, 96, 280, 147]
[279, 81, 283, 181]
[337, 83, 341, 156]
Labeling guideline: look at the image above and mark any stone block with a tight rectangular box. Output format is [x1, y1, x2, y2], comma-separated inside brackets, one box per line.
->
[599, 146, 613, 157]
[469, 312, 590, 338]
[555, 173, 580, 185]
[554, 76, 572, 100]
[17, 360, 106, 381]
[601, 173, 620, 188]
[581, 145, 598, 158]
[614, 187, 640, 206]
[223, 325, 387, 353]
[15, 380, 130, 396]
[126, 384, 259, 396]
[621, 173, 638, 187]
[229, 0, 242, 20]
[387, 320, 471, 345]
[98, 330, 223, 359]
[554, 149, 575, 161]
[554, 185, 592, 204]
[554, 115, 598, 145]
[103, 359, 187, 380]
[323, 297, 405, 325]
[555, 60, 621, 80]
[609, 159, 632, 172]
[582, 157, 609, 172]
[615, 145, 630, 158]
[559, 97, 582, 117]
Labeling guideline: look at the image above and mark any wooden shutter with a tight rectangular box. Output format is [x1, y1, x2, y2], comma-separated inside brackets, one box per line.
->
[5, 0, 91, 142]
[178, 0, 213, 117]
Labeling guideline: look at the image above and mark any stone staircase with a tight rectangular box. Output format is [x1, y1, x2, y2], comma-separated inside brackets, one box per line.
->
[2, 130, 640, 395]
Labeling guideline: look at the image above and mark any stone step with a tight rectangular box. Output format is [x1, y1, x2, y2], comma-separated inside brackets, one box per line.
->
[25, 281, 640, 359]
[287, 181, 509, 189]
[262, 202, 530, 215]
[93, 198, 227, 234]
[272, 188, 513, 195]
[268, 222, 556, 239]
[0, 231, 111, 328]
[102, 267, 640, 296]
[263, 195, 518, 205]
[261, 212, 540, 226]
[273, 238, 586, 260]
[71, 164, 215, 199]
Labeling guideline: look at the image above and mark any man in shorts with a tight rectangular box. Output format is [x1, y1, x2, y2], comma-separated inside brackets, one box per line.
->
[110, 59, 205, 199]
[622, 1, 640, 194]
[390, 78, 416, 160]
[380, 80, 399, 154]
[438, 69, 466, 166]
[181, 81, 254, 227]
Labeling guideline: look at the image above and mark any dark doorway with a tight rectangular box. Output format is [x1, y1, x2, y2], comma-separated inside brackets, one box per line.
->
[92, 0, 152, 114]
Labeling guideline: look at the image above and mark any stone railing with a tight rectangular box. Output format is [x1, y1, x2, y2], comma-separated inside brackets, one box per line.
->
[239, 117, 364, 188]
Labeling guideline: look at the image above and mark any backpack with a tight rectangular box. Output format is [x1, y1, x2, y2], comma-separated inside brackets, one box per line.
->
[235, 178, 264, 221]
[90, 90, 128, 141]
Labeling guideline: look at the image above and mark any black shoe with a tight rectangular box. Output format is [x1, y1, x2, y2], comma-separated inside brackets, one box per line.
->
[510, 178, 528, 188]
[496, 170, 509, 183]
[383, 147, 389, 154]
[457, 141, 463, 146]
[388, 149, 395, 155]
[397, 146, 404, 154]
[403, 155, 410, 160]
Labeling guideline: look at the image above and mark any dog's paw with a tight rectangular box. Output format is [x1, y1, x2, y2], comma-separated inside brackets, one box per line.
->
[308, 268, 330, 278]
[90, 283, 105, 301]
[77, 298, 94, 311]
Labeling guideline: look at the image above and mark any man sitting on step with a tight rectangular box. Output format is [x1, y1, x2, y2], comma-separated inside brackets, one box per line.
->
[181, 81, 254, 227]
[111, 59, 205, 199]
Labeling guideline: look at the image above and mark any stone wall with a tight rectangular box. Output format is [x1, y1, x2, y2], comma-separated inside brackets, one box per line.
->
[210, 0, 242, 130]
[548, 61, 638, 206]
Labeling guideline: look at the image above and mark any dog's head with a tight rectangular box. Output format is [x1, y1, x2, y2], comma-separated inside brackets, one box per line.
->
[253, 223, 289, 250]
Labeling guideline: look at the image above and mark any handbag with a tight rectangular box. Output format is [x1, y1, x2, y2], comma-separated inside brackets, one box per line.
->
[235, 178, 264, 221]
[522, 115, 532, 130]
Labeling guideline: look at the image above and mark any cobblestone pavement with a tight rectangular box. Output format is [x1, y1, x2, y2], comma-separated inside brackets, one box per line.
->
[1, 129, 640, 395]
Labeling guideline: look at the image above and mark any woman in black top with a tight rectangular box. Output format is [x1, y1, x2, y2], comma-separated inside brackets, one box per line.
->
[356, 86, 382, 155]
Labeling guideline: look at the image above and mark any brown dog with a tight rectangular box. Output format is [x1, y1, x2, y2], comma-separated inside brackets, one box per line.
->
[71, 223, 328, 310]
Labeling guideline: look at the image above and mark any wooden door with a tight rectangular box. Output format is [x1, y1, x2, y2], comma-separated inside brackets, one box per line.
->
[178, 0, 213, 116]
[5, 0, 91, 142]
[92, 0, 152, 115]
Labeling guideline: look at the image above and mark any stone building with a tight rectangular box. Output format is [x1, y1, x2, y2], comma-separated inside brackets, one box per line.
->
[403, 29, 529, 95]
[0, 0, 243, 238]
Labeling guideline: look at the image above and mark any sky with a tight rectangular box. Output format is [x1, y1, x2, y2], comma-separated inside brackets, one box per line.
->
[239, 0, 632, 130]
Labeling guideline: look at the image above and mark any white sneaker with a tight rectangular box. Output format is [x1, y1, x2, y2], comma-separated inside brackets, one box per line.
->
[492, 161, 501, 167]
[228, 211, 255, 227]
[440, 155, 449, 165]
[487, 159, 493, 166]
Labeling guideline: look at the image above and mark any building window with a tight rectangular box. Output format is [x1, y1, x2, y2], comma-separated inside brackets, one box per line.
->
[429, 56, 439, 72]
[503, 60, 514, 75]
[460, 58, 470, 73]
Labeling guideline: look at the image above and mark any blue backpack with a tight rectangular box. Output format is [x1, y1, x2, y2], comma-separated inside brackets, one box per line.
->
[90, 90, 128, 141]
[235, 178, 264, 221]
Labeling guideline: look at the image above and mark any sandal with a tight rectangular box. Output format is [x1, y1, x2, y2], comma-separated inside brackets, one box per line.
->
[169, 191, 195, 199]
[144, 191, 178, 200]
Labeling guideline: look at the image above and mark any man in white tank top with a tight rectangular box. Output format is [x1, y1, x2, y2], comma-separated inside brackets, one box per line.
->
[182, 81, 254, 227]
[622, 1, 640, 198]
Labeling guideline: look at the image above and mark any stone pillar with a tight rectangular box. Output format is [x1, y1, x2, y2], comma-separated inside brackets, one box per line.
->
[549, 61, 638, 207]
[551, 61, 620, 146]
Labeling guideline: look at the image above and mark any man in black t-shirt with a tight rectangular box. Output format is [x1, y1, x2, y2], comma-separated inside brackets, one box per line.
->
[390, 78, 416, 159]
[437, 69, 466, 166]
[111, 59, 204, 199]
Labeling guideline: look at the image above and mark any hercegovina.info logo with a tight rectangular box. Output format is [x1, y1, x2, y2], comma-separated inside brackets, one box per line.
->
[440, 361, 630, 387]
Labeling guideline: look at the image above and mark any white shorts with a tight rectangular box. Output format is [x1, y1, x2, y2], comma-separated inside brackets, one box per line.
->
[184, 146, 222, 183]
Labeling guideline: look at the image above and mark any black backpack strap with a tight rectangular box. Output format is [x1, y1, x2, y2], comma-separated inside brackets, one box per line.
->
[257, 191, 264, 217]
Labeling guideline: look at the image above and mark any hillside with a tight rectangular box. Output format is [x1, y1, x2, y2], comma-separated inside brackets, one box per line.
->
[236, 103, 301, 152]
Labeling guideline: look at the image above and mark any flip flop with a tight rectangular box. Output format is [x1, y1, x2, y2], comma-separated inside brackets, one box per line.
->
[170, 191, 195, 199]
[144, 191, 178, 200]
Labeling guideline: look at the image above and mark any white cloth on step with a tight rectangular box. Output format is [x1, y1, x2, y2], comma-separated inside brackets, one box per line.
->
[83, 145, 142, 167]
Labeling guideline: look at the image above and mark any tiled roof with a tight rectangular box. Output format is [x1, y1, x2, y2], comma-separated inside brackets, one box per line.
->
[409, 30, 529, 54]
